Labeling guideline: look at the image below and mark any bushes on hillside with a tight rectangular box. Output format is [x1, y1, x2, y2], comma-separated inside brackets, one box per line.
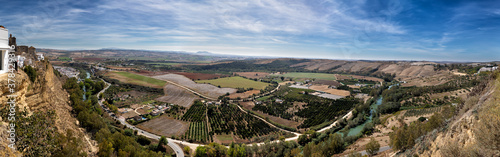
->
[377, 102, 401, 114]
[389, 106, 454, 151]
[23, 65, 37, 82]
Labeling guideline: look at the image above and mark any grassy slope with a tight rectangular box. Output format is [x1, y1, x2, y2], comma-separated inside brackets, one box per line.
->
[196, 76, 270, 90]
[271, 72, 337, 80]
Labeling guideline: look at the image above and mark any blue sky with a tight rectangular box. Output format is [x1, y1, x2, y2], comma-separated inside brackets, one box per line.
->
[1, 0, 499, 61]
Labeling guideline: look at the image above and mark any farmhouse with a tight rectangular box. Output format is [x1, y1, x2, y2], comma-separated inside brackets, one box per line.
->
[275, 99, 283, 103]
[0, 26, 14, 74]
[133, 116, 142, 121]
[150, 110, 160, 116]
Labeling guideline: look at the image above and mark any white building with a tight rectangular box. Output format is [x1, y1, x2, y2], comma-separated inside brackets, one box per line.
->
[36, 52, 44, 61]
[0, 26, 14, 74]
[478, 66, 498, 74]
[17, 55, 25, 68]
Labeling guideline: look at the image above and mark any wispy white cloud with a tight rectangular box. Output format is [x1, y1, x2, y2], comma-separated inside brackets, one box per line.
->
[2, 0, 498, 61]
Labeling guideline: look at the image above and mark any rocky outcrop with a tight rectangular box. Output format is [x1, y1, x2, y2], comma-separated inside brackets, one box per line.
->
[0, 61, 97, 155]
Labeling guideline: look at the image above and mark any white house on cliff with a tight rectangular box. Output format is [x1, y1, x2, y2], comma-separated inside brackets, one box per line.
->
[0, 26, 14, 74]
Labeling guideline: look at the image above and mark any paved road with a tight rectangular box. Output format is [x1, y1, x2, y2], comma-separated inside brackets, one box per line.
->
[317, 110, 353, 133]
[97, 79, 185, 157]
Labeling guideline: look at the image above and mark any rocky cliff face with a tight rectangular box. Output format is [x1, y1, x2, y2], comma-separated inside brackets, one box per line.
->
[0, 61, 97, 155]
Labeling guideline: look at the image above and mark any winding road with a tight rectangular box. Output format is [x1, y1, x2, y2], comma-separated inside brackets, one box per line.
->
[97, 79, 186, 157]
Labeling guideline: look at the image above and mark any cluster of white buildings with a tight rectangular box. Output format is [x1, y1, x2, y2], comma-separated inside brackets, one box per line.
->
[53, 66, 79, 78]
[0, 26, 39, 74]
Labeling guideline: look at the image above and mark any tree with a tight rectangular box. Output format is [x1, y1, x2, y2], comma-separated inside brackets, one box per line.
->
[195, 146, 207, 157]
[157, 136, 168, 152]
[136, 135, 151, 145]
[298, 134, 309, 146]
[323, 133, 344, 156]
[366, 137, 380, 156]
[184, 146, 191, 154]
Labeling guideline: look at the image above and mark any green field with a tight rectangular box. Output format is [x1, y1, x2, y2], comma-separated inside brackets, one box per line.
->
[106, 71, 166, 88]
[196, 76, 270, 90]
[256, 95, 271, 101]
[57, 57, 72, 61]
[271, 72, 337, 80]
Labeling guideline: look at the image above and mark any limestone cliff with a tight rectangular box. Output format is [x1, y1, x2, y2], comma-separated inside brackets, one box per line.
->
[0, 61, 97, 155]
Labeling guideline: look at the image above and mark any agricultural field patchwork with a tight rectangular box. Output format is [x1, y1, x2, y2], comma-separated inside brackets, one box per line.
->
[228, 90, 260, 99]
[155, 84, 198, 108]
[145, 62, 181, 66]
[105, 71, 167, 88]
[153, 73, 236, 98]
[271, 72, 337, 80]
[196, 76, 270, 90]
[179, 101, 281, 144]
[234, 72, 270, 79]
[137, 115, 189, 137]
[174, 72, 225, 80]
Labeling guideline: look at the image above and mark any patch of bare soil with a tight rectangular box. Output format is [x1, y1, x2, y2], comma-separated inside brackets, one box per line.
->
[175, 72, 225, 80]
[351, 75, 384, 82]
[152, 73, 237, 98]
[309, 85, 350, 96]
[137, 115, 189, 137]
[156, 84, 198, 108]
[228, 90, 260, 99]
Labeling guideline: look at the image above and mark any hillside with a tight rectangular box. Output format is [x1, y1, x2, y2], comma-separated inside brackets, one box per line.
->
[400, 71, 500, 156]
[287, 59, 440, 78]
[0, 61, 97, 156]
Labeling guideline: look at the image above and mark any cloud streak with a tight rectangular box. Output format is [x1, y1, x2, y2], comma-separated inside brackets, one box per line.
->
[0, 0, 499, 61]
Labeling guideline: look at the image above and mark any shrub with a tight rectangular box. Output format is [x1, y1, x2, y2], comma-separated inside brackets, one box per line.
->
[23, 65, 37, 82]
[366, 137, 380, 156]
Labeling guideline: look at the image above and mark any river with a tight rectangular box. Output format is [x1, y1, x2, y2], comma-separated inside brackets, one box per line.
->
[344, 97, 383, 136]
[82, 72, 91, 101]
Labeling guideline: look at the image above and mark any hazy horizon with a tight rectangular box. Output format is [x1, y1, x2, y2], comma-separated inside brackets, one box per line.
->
[1, 0, 500, 61]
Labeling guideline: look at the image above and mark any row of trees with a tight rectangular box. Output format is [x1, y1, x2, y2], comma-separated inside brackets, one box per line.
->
[209, 104, 279, 139]
[184, 121, 211, 143]
[181, 101, 207, 122]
